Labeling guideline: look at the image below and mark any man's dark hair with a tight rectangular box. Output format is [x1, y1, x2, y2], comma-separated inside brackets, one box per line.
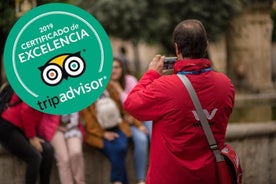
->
[173, 19, 208, 58]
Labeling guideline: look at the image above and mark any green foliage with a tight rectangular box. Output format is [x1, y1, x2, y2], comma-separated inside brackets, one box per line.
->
[0, 1, 17, 33]
[80, 0, 148, 42]
[80, 0, 238, 54]
[147, 0, 238, 53]
[0, 0, 76, 37]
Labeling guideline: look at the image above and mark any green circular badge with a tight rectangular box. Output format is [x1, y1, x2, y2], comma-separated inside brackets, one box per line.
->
[4, 3, 113, 114]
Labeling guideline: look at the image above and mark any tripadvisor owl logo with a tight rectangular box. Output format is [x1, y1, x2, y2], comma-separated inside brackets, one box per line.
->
[39, 51, 86, 86]
[4, 3, 113, 114]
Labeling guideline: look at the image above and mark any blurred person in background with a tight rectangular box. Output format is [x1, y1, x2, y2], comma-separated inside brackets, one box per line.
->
[110, 57, 151, 184]
[39, 112, 86, 184]
[82, 82, 142, 184]
[0, 93, 53, 184]
[118, 46, 131, 74]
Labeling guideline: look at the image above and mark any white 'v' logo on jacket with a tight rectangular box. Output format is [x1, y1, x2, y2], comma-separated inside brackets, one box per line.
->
[192, 108, 218, 121]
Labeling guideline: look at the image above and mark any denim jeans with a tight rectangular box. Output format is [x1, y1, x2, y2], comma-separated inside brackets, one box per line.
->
[0, 118, 54, 184]
[102, 128, 129, 184]
[130, 123, 151, 181]
[144, 121, 152, 140]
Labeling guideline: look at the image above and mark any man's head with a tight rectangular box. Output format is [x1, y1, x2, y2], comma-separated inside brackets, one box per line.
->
[173, 19, 208, 59]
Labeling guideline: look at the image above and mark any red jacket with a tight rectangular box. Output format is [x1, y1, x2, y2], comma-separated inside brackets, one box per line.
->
[124, 58, 235, 184]
[1, 93, 43, 138]
[38, 114, 60, 142]
[38, 113, 85, 142]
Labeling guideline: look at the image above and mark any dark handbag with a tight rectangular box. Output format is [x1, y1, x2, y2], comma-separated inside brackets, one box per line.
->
[177, 74, 242, 184]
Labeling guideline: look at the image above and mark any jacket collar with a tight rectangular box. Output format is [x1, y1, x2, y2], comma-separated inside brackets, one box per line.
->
[173, 58, 211, 74]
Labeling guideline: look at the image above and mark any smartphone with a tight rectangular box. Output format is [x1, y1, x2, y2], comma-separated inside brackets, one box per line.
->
[163, 57, 177, 69]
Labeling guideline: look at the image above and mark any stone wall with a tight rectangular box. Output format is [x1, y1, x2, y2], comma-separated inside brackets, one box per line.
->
[226, 122, 276, 184]
[0, 143, 137, 184]
[0, 122, 275, 184]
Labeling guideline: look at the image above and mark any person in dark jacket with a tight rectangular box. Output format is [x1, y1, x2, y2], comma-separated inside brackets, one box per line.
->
[124, 19, 235, 184]
[0, 93, 54, 184]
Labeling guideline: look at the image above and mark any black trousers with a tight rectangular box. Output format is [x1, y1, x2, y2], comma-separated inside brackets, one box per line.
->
[0, 117, 54, 184]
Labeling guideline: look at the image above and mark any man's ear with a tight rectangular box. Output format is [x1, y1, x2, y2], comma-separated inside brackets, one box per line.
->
[205, 40, 209, 52]
[175, 43, 181, 56]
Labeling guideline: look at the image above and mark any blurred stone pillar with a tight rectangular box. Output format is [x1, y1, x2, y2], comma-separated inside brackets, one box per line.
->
[227, 0, 274, 93]
[208, 35, 227, 74]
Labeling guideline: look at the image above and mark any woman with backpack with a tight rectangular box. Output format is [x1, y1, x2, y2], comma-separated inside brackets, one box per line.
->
[0, 93, 54, 184]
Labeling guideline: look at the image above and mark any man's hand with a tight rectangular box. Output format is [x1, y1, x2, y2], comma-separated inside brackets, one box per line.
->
[148, 55, 165, 74]
[29, 136, 44, 153]
[103, 131, 120, 141]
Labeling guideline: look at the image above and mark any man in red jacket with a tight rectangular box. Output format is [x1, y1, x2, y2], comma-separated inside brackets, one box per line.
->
[124, 19, 235, 184]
